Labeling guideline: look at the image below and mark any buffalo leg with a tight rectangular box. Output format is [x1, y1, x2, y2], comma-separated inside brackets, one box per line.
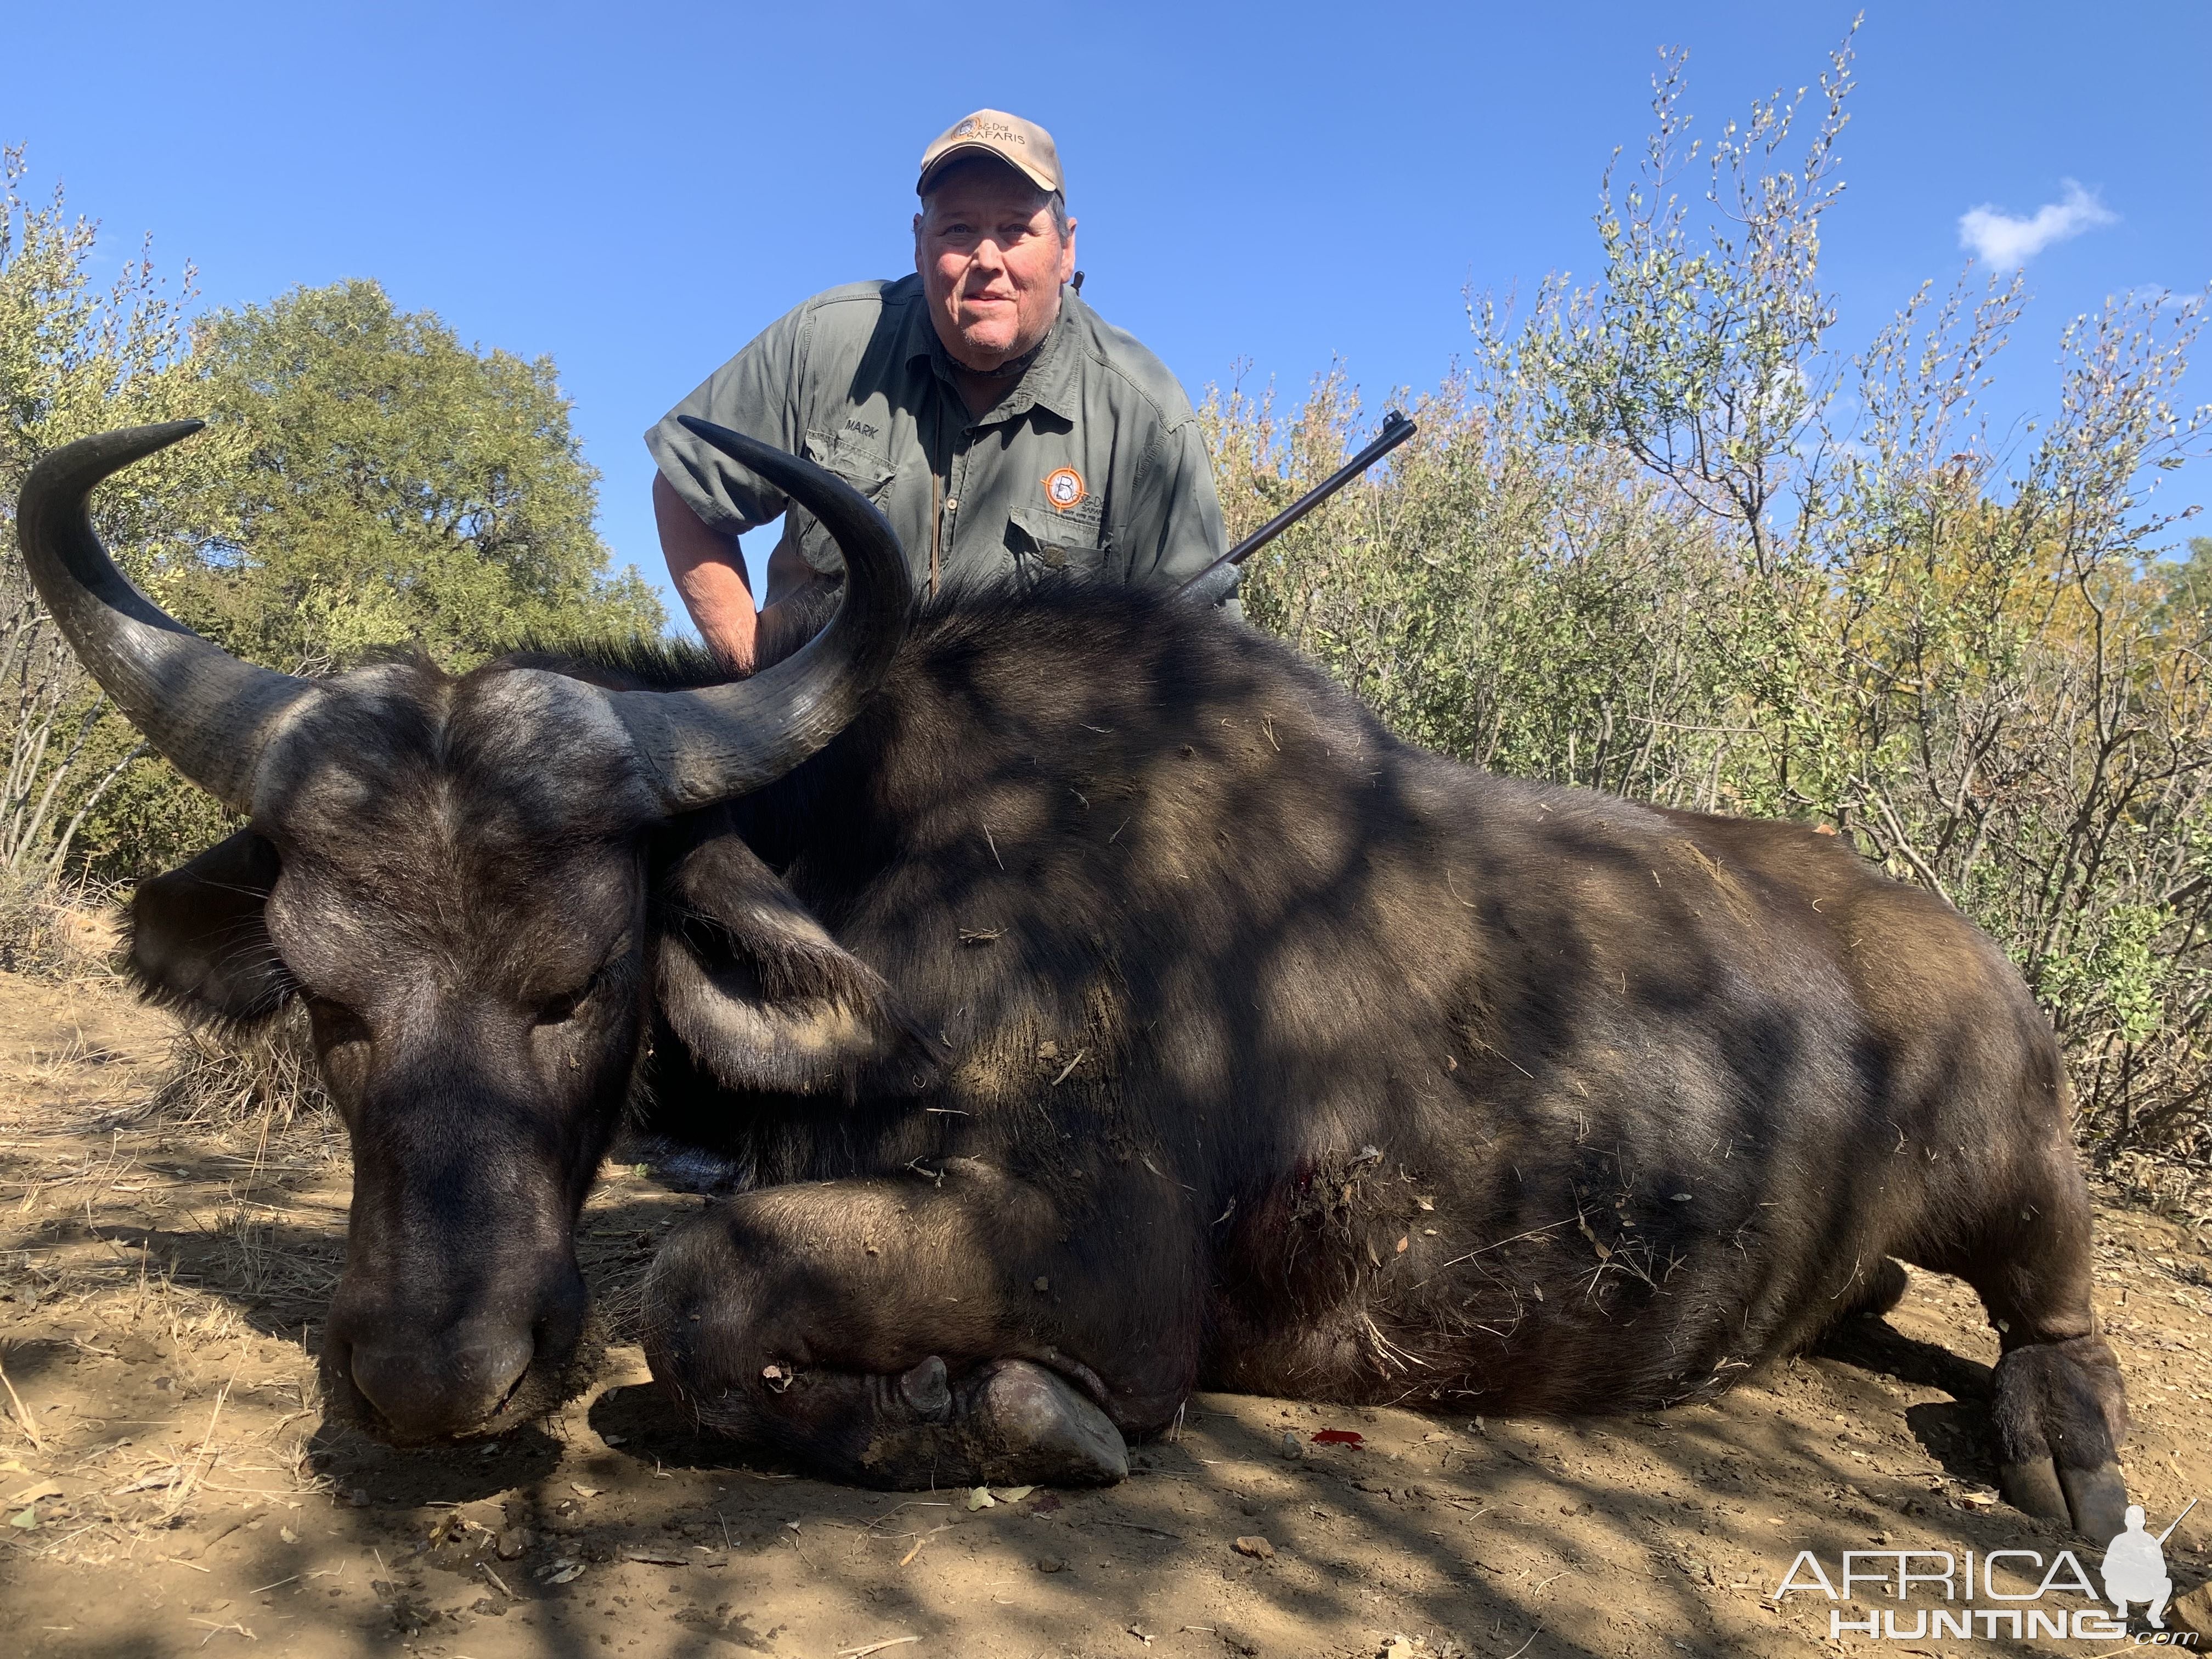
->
[1917, 1141, 2129, 1538]
[638, 1158, 1200, 1488]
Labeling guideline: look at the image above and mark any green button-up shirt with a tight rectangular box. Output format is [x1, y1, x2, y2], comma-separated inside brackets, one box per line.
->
[645, 275, 1226, 602]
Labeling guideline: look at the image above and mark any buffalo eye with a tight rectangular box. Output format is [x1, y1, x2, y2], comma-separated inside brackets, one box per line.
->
[533, 935, 631, 1027]
[534, 974, 599, 1028]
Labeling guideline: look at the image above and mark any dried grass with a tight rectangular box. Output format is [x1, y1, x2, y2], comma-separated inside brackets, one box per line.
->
[2096, 1148, 2212, 1236]
[0, 878, 124, 981]
[146, 1007, 333, 1129]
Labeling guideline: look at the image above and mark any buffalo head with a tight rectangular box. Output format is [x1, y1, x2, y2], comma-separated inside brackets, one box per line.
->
[15, 420, 930, 1443]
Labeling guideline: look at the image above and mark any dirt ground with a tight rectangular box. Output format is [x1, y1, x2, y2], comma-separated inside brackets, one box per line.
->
[2, 965, 2209, 1659]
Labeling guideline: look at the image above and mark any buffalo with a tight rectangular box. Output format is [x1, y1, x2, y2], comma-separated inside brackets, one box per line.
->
[17, 420, 2131, 1535]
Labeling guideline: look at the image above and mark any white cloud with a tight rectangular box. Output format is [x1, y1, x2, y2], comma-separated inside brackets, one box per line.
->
[1957, 180, 2118, 267]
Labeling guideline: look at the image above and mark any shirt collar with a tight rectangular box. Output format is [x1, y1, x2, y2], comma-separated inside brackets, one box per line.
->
[904, 285, 1081, 427]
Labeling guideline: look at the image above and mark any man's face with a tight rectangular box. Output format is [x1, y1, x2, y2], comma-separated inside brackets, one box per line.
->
[914, 163, 1076, 373]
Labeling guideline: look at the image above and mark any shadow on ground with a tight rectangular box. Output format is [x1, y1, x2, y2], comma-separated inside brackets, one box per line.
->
[4, 1030, 2207, 1659]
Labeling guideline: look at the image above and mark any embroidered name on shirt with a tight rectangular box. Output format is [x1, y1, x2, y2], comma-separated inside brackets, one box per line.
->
[844, 419, 880, 439]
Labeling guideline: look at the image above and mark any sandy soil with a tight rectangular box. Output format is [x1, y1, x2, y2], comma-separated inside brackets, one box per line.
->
[1, 965, 2208, 1659]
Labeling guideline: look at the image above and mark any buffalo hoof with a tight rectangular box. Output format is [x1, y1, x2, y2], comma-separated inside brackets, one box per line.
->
[969, 1360, 1129, 1486]
[2058, 1462, 2130, 1542]
[1999, 1458, 2070, 1523]
[851, 1357, 1128, 1489]
[1999, 1458, 2130, 1540]
[1989, 1335, 2129, 1536]
[898, 1355, 953, 1418]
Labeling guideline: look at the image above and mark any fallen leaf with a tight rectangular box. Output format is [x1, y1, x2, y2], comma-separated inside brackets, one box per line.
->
[9, 1505, 38, 1530]
[964, 1486, 996, 1511]
[7, 1480, 62, 1504]
[536, 1559, 584, 1585]
[1310, 1429, 1363, 1447]
[619, 1547, 692, 1566]
[568, 1483, 600, 1500]
[279, 1525, 298, 1544]
[992, 1485, 1035, 1504]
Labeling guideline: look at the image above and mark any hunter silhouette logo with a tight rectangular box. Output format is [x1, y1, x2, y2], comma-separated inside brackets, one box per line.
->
[2104, 1499, 2194, 1629]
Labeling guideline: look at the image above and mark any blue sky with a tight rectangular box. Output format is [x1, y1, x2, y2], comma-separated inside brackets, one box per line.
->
[10, 2, 2209, 625]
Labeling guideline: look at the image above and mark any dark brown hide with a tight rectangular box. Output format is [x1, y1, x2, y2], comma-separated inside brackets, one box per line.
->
[41, 435, 2124, 1527]
[625, 584, 2126, 1530]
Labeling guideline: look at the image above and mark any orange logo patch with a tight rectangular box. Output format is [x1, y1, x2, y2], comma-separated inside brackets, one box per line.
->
[1042, 467, 1087, 511]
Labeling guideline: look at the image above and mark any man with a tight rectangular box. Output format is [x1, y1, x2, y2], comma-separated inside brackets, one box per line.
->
[647, 110, 1228, 672]
[2101, 1504, 2174, 1629]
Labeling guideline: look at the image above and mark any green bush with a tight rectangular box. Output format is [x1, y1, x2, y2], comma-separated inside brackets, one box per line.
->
[0, 148, 662, 904]
[1216, 31, 2212, 1164]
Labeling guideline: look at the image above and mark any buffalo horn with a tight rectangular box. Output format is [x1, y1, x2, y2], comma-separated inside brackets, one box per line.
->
[607, 419, 914, 810]
[14, 423, 314, 815]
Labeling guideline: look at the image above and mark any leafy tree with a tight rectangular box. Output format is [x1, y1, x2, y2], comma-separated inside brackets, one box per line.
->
[1225, 30, 2212, 1165]
[178, 279, 659, 670]
[0, 144, 224, 917]
[2157, 535, 2212, 622]
[2, 159, 664, 900]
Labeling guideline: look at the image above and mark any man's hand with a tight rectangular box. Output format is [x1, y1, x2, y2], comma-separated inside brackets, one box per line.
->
[655, 472, 762, 673]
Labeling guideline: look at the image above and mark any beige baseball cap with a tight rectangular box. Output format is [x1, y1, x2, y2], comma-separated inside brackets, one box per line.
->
[917, 109, 1064, 196]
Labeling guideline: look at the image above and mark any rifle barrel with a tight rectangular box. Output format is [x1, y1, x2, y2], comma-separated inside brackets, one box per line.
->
[2156, 1496, 2198, 1544]
[1172, 410, 1417, 599]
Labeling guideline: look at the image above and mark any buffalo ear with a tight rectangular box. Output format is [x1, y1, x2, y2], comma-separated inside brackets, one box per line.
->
[652, 829, 941, 1099]
[126, 828, 294, 1023]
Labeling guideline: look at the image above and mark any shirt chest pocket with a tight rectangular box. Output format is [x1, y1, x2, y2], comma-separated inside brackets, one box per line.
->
[1006, 504, 1111, 583]
[791, 429, 899, 574]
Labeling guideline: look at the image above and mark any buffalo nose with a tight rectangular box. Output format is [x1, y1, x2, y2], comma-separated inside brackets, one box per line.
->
[347, 1325, 534, 1441]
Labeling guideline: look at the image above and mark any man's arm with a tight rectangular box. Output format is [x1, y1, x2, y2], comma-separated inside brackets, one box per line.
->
[655, 476, 834, 674]
[647, 298, 825, 673]
[1125, 416, 1229, 592]
[656, 472, 762, 671]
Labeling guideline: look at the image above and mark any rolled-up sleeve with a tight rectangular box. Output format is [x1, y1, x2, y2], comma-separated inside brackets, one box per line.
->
[644, 302, 810, 534]
[1124, 415, 1227, 588]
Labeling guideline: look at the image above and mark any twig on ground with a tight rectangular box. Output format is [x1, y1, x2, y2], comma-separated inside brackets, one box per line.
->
[1082, 1519, 1183, 1540]
[898, 1522, 958, 1566]
[0, 1363, 43, 1454]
